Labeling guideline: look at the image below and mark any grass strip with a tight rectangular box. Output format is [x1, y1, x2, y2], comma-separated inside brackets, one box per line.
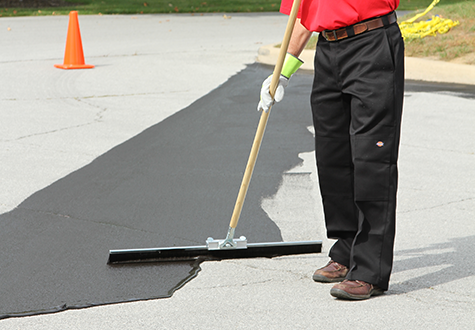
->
[0, 0, 468, 17]
[0, 0, 281, 16]
[402, 1, 475, 64]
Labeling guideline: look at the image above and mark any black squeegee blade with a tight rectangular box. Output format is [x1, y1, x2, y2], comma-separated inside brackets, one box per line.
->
[108, 240, 322, 264]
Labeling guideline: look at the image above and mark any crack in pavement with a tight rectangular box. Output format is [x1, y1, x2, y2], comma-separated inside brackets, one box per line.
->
[14, 205, 203, 246]
[0, 51, 185, 65]
[399, 196, 475, 214]
[401, 143, 475, 155]
[0, 97, 107, 142]
[1, 90, 192, 102]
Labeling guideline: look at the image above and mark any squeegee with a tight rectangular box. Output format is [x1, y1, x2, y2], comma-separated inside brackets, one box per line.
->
[108, 0, 322, 264]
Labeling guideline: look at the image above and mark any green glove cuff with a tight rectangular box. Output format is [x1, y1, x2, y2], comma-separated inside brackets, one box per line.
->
[281, 53, 304, 79]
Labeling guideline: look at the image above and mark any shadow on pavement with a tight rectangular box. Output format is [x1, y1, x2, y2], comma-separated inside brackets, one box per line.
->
[390, 235, 475, 294]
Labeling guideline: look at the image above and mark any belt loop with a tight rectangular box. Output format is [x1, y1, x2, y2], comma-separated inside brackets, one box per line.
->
[381, 14, 389, 26]
[346, 26, 355, 38]
[333, 30, 338, 41]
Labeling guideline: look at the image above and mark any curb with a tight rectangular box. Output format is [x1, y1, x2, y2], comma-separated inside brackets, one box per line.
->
[257, 43, 475, 86]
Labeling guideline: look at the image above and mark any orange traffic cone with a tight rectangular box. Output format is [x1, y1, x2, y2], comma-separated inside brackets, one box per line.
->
[55, 11, 94, 70]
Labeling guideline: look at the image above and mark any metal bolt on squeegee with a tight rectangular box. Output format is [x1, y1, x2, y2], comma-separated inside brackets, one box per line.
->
[206, 227, 247, 250]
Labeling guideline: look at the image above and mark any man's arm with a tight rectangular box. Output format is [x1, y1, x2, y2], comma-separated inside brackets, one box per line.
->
[288, 18, 313, 57]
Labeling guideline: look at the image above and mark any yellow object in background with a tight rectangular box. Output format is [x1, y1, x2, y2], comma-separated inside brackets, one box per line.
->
[399, 0, 460, 39]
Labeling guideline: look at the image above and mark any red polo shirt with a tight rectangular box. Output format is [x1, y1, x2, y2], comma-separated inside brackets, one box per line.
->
[280, 0, 399, 32]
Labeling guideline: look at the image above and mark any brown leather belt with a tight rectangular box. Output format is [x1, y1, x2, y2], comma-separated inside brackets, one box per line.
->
[322, 12, 397, 42]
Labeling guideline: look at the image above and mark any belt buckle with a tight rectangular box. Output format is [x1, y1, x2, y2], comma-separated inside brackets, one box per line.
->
[323, 30, 338, 41]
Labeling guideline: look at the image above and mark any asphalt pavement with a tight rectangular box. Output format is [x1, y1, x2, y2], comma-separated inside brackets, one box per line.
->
[0, 12, 474, 329]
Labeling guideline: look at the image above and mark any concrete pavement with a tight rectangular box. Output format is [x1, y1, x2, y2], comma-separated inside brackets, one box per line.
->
[1, 12, 474, 329]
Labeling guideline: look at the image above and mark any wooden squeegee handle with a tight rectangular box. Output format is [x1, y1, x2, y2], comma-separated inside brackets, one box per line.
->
[228, 0, 302, 230]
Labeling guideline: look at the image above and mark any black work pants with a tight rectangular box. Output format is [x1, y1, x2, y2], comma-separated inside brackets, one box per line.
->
[311, 22, 404, 290]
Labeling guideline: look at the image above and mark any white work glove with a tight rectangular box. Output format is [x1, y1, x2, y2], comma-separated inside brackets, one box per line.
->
[257, 75, 289, 113]
[257, 53, 304, 113]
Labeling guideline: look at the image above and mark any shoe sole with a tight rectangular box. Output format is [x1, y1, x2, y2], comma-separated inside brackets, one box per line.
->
[312, 274, 346, 283]
[330, 288, 384, 300]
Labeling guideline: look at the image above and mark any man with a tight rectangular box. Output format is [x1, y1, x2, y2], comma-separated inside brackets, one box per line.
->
[258, 0, 404, 300]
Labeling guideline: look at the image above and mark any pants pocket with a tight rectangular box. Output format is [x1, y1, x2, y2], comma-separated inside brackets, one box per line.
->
[351, 135, 393, 201]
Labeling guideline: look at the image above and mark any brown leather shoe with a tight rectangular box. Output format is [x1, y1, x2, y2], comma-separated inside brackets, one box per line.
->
[330, 280, 384, 300]
[312, 260, 348, 283]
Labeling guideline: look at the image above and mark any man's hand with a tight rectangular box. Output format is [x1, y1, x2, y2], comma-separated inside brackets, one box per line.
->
[256, 52, 304, 113]
[257, 75, 289, 113]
